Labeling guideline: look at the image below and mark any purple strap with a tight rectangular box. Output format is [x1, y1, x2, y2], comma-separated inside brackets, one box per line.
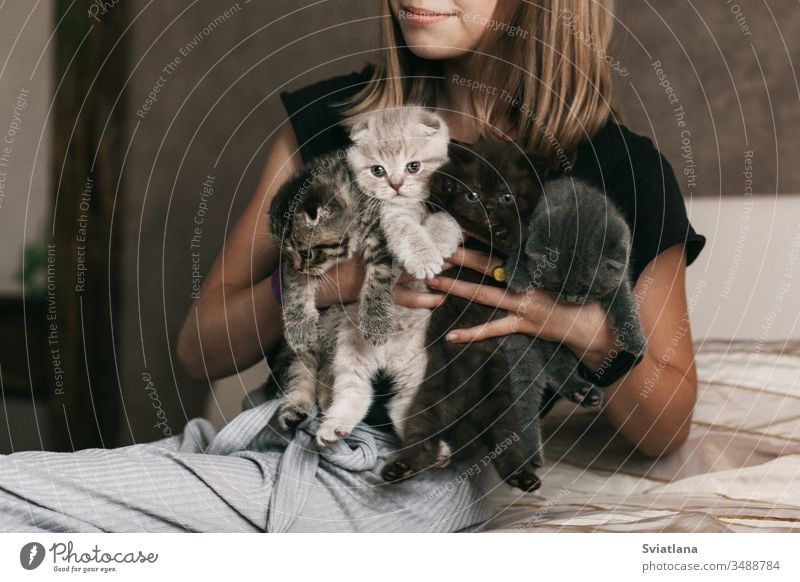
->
[270, 267, 283, 305]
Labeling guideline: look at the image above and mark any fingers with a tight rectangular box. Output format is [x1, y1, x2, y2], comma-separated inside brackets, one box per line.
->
[393, 285, 446, 309]
[445, 247, 504, 277]
[397, 270, 416, 284]
[446, 315, 531, 343]
[425, 276, 520, 311]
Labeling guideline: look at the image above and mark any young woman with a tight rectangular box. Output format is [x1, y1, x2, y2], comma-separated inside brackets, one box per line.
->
[179, 0, 704, 457]
[0, 0, 705, 532]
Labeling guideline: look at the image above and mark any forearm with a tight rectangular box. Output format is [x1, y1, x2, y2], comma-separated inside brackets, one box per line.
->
[601, 353, 696, 457]
[556, 301, 696, 457]
[177, 276, 284, 381]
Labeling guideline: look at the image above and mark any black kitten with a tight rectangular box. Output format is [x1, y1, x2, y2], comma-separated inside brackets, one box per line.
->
[381, 140, 546, 492]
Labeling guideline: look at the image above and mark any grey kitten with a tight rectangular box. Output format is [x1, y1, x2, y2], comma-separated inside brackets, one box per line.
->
[504, 176, 647, 465]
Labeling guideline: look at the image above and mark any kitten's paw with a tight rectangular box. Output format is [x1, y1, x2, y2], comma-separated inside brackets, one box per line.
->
[277, 401, 312, 431]
[505, 466, 542, 492]
[403, 246, 446, 280]
[564, 383, 603, 408]
[359, 299, 394, 346]
[284, 313, 319, 352]
[434, 440, 452, 468]
[316, 420, 353, 447]
[381, 458, 416, 483]
[530, 445, 544, 468]
[621, 331, 647, 357]
[425, 213, 462, 259]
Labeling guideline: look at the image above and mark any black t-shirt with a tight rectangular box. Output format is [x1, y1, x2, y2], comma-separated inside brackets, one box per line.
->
[280, 66, 706, 283]
[278, 66, 706, 421]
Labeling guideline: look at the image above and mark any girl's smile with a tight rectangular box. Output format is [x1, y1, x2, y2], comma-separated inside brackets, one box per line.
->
[399, 5, 459, 26]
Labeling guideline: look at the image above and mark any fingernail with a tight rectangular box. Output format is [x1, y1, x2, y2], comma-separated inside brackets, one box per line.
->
[426, 277, 439, 286]
[446, 332, 458, 342]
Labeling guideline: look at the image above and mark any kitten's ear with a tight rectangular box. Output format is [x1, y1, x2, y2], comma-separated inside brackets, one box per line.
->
[348, 116, 371, 144]
[303, 206, 322, 226]
[519, 150, 552, 179]
[448, 142, 472, 165]
[602, 258, 626, 281]
[418, 110, 447, 137]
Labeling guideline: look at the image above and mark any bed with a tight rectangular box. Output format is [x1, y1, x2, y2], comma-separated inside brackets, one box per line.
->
[482, 339, 800, 532]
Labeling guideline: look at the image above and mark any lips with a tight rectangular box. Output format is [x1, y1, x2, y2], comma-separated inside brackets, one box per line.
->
[400, 5, 457, 25]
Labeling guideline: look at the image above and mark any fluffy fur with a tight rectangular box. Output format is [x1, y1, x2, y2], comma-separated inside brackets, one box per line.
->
[272, 107, 462, 446]
[503, 176, 648, 464]
[269, 152, 394, 353]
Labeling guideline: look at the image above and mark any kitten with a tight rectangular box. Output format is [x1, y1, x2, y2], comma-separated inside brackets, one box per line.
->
[347, 106, 460, 282]
[381, 140, 546, 491]
[269, 151, 394, 354]
[272, 107, 462, 444]
[503, 177, 647, 463]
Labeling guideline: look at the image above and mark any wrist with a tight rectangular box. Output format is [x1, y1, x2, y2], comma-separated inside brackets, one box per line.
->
[560, 302, 619, 367]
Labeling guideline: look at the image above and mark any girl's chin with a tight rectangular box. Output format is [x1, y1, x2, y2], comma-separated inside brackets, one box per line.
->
[400, 30, 472, 60]
[404, 43, 472, 60]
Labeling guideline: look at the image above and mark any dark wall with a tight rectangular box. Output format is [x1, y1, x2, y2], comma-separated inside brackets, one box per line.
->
[118, 0, 796, 443]
[120, 0, 379, 443]
[614, 0, 798, 197]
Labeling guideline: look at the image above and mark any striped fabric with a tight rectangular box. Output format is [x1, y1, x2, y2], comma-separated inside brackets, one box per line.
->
[0, 399, 498, 532]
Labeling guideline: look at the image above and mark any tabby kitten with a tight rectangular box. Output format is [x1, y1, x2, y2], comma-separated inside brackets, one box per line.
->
[381, 140, 546, 491]
[269, 151, 393, 354]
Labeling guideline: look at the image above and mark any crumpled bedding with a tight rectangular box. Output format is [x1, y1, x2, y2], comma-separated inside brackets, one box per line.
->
[482, 339, 800, 532]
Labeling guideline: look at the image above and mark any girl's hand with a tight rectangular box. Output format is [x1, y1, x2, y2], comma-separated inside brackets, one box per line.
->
[422, 246, 618, 364]
[316, 256, 443, 310]
[314, 256, 367, 308]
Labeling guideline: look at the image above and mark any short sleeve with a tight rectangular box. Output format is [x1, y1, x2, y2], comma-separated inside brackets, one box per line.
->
[279, 66, 374, 164]
[571, 122, 706, 285]
[627, 152, 706, 283]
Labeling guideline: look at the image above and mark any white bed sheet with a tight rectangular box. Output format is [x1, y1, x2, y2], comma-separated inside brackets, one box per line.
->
[483, 339, 800, 532]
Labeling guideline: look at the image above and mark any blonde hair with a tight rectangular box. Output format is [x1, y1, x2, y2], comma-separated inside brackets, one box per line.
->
[344, 0, 617, 168]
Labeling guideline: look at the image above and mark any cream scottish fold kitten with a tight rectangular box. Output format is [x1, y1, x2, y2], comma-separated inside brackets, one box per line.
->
[275, 107, 462, 446]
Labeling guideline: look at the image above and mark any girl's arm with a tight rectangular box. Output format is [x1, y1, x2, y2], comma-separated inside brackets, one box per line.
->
[176, 123, 301, 380]
[176, 124, 388, 381]
[417, 243, 698, 458]
[560, 244, 697, 458]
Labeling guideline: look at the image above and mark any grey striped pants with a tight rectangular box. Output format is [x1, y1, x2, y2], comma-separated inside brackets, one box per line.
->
[0, 399, 497, 532]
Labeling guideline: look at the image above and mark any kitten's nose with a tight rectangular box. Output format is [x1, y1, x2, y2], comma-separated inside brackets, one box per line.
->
[389, 177, 404, 192]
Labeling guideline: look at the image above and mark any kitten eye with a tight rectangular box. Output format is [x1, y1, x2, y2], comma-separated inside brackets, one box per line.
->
[406, 161, 421, 174]
[465, 191, 481, 202]
[370, 165, 386, 177]
[499, 192, 514, 204]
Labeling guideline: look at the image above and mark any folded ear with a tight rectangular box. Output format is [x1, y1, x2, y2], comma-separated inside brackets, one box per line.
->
[447, 141, 472, 165]
[518, 150, 553, 180]
[418, 109, 448, 139]
[348, 116, 371, 144]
